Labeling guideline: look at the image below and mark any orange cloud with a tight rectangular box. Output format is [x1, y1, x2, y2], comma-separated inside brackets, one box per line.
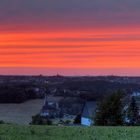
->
[0, 27, 140, 75]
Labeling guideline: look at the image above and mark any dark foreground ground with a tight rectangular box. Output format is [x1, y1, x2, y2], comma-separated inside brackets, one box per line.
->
[0, 124, 139, 140]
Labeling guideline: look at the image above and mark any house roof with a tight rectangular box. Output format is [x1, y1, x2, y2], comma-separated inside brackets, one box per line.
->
[82, 101, 97, 118]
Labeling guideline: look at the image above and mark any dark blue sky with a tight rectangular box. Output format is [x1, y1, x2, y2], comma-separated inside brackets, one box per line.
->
[0, 0, 140, 31]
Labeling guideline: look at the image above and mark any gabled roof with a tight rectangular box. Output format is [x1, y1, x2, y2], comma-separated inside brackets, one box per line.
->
[82, 101, 97, 118]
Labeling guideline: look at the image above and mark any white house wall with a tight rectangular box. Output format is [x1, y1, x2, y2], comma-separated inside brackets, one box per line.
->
[81, 117, 93, 126]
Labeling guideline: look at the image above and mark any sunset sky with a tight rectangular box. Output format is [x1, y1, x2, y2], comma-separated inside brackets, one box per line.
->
[0, 0, 140, 76]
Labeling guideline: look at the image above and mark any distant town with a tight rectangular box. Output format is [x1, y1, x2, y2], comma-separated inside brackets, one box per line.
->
[0, 75, 140, 126]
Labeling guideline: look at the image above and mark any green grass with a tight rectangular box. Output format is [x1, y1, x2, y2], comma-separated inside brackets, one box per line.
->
[0, 124, 139, 140]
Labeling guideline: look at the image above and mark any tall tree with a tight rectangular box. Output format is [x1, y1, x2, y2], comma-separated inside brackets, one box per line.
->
[127, 96, 139, 125]
[95, 91, 124, 126]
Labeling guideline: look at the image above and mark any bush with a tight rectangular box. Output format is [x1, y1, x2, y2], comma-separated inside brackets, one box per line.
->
[0, 120, 5, 124]
[30, 114, 52, 125]
[74, 114, 81, 124]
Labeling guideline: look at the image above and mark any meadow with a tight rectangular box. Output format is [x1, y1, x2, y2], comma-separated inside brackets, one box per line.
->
[0, 124, 139, 140]
[0, 99, 44, 124]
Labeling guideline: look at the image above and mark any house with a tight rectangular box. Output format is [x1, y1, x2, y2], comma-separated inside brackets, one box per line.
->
[59, 97, 85, 115]
[41, 95, 63, 118]
[81, 101, 97, 126]
[131, 91, 140, 97]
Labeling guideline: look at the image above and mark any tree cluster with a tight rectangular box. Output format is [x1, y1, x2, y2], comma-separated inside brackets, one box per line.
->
[95, 91, 140, 126]
[126, 97, 140, 125]
[0, 85, 43, 103]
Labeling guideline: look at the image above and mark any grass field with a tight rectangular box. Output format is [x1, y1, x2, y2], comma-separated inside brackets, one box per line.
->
[0, 99, 44, 124]
[0, 125, 140, 140]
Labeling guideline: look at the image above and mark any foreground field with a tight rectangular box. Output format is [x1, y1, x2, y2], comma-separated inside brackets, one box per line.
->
[0, 125, 140, 140]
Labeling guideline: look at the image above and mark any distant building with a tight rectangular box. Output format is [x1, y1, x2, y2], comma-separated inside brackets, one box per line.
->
[131, 91, 140, 97]
[81, 101, 97, 126]
[41, 95, 63, 118]
[41, 102, 60, 118]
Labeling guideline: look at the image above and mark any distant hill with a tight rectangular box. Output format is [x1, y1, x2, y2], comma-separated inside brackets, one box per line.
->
[0, 84, 44, 103]
[0, 76, 140, 103]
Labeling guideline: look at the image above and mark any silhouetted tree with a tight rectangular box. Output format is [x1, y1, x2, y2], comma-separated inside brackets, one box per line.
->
[95, 90, 124, 126]
[127, 97, 140, 125]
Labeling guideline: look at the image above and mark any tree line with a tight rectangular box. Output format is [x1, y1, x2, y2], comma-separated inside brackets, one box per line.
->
[0, 85, 44, 103]
[95, 91, 140, 126]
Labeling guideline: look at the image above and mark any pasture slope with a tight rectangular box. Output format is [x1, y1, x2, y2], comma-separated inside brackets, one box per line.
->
[0, 124, 139, 140]
[0, 99, 44, 124]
